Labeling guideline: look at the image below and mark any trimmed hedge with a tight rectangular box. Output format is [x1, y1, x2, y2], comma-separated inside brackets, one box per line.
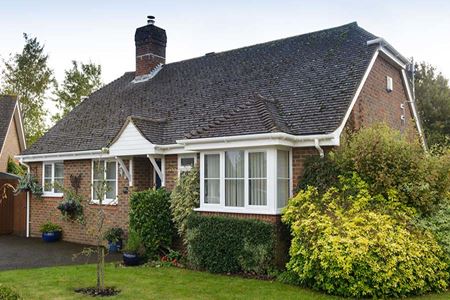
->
[129, 188, 174, 257]
[0, 285, 21, 300]
[186, 214, 275, 274]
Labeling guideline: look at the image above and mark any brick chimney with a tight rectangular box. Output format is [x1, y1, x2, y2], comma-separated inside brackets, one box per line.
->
[134, 16, 166, 79]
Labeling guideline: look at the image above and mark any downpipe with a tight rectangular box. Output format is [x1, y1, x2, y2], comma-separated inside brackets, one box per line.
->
[18, 159, 30, 238]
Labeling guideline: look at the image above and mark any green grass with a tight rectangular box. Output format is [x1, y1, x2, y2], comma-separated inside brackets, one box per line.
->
[0, 264, 448, 300]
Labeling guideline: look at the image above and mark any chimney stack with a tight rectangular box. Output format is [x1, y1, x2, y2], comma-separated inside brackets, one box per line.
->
[134, 16, 166, 79]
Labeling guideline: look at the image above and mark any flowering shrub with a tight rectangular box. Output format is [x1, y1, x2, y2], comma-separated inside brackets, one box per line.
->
[283, 175, 449, 298]
[57, 189, 84, 223]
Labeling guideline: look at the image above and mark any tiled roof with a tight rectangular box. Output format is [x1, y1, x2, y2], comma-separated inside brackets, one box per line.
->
[24, 22, 378, 155]
[0, 95, 17, 151]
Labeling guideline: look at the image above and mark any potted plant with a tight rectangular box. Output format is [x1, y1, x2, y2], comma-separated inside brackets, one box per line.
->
[16, 173, 43, 199]
[40, 222, 62, 242]
[103, 227, 124, 253]
[122, 230, 144, 266]
[57, 190, 84, 223]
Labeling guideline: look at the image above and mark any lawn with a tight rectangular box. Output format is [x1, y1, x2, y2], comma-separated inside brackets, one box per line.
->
[0, 264, 449, 300]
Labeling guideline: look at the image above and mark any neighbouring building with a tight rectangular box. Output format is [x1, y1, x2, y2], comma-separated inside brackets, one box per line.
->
[17, 19, 423, 245]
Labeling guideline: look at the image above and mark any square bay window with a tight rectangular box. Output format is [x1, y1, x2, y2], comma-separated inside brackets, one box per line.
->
[43, 162, 64, 195]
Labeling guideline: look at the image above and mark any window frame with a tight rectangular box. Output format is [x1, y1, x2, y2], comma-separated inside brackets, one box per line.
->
[42, 161, 64, 197]
[199, 148, 287, 214]
[177, 154, 197, 177]
[91, 159, 118, 205]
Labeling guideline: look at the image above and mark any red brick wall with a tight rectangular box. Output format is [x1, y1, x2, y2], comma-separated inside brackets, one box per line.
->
[28, 155, 178, 245]
[349, 55, 417, 138]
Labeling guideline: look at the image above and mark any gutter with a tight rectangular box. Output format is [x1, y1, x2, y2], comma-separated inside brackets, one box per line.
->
[18, 159, 30, 238]
[366, 38, 410, 65]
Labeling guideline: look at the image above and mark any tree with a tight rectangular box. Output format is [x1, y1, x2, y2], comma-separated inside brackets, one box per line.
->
[1, 33, 54, 145]
[53, 61, 102, 122]
[414, 62, 450, 147]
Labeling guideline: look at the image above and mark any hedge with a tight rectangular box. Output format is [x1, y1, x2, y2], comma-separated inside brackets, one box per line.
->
[129, 188, 174, 257]
[186, 214, 275, 274]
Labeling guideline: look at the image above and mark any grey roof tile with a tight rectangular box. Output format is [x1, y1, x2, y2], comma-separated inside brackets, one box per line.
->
[0, 95, 17, 151]
[24, 22, 378, 155]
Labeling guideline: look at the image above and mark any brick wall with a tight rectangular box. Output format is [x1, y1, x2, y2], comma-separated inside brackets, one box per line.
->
[349, 55, 417, 137]
[164, 155, 178, 191]
[0, 116, 21, 172]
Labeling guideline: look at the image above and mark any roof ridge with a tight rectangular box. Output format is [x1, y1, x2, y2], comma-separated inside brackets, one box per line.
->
[159, 22, 360, 68]
[129, 115, 167, 123]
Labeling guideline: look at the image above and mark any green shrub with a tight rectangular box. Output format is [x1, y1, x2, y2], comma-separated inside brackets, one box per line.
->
[186, 214, 275, 274]
[170, 167, 199, 238]
[334, 124, 448, 214]
[416, 201, 450, 266]
[39, 222, 62, 233]
[123, 230, 145, 255]
[6, 157, 25, 177]
[283, 175, 449, 298]
[129, 188, 174, 257]
[0, 285, 21, 300]
[295, 154, 340, 194]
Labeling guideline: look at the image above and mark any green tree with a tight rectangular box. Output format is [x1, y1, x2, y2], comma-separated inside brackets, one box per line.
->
[53, 61, 102, 122]
[415, 62, 450, 147]
[1, 33, 54, 145]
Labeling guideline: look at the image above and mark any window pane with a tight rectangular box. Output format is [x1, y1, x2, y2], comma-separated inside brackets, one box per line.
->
[44, 179, 52, 192]
[54, 163, 64, 178]
[225, 151, 244, 178]
[205, 154, 220, 178]
[106, 162, 116, 180]
[54, 178, 64, 193]
[181, 157, 195, 167]
[204, 179, 220, 204]
[44, 164, 52, 179]
[106, 181, 116, 200]
[93, 161, 104, 180]
[225, 179, 244, 207]
[277, 179, 289, 208]
[277, 150, 289, 178]
[249, 179, 267, 205]
[92, 181, 102, 200]
[249, 152, 266, 178]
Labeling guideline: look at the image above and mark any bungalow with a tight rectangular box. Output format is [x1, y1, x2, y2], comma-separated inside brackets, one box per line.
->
[17, 18, 423, 244]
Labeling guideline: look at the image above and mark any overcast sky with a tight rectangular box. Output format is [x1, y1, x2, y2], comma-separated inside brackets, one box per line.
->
[1, 0, 449, 86]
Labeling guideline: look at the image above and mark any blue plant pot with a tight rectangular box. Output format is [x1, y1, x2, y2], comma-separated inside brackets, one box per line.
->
[42, 231, 61, 242]
[108, 240, 122, 253]
[123, 252, 140, 266]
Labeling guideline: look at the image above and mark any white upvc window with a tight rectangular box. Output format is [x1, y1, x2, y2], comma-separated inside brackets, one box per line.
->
[199, 148, 286, 214]
[277, 150, 290, 209]
[42, 162, 64, 196]
[91, 160, 118, 205]
[178, 154, 197, 176]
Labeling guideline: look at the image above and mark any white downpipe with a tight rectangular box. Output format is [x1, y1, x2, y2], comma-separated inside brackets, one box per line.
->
[18, 159, 30, 238]
[314, 139, 324, 158]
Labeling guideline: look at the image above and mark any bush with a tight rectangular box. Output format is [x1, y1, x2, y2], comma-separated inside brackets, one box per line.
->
[39, 222, 62, 233]
[123, 230, 145, 255]
[170, 167, 199, 238]
[283, 175, 449, 298]
[186, 214, 275, 274]
[103, 227, 124, 243]
[295, 154, 340, 194]
[334, 124, 448, 214]
[0, 285, 21, 300]
[129, 188, 174, 257]
[6, 157, 25, 177]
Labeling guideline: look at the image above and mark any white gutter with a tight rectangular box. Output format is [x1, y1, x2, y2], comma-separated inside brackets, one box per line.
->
[367, 38, 410, 65]
[16, 149, 103, 162]
[18, 159, 30, 238]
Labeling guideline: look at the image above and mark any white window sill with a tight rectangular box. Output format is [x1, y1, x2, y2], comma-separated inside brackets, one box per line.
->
[89, 199, 118, 206]
[194, 206, 283, 215]
[42, 193, 64, 198]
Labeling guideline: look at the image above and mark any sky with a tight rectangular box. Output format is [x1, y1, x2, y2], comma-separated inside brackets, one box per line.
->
[1, 0, 450, 90]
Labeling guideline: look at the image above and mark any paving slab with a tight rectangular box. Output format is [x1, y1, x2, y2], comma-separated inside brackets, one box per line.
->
[0, 235, 121, 271]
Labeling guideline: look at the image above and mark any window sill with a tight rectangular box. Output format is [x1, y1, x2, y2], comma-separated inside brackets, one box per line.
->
[194, 206, 283, 215]
[42, 193, 64, 198]
[89, 200, 118, 206]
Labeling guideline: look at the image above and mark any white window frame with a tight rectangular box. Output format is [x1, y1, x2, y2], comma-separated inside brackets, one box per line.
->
[198, 147, 291, 215]
[42, 161, 64, 197]
[91, 159, 118, 205]
[177, 154, 197, 177]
